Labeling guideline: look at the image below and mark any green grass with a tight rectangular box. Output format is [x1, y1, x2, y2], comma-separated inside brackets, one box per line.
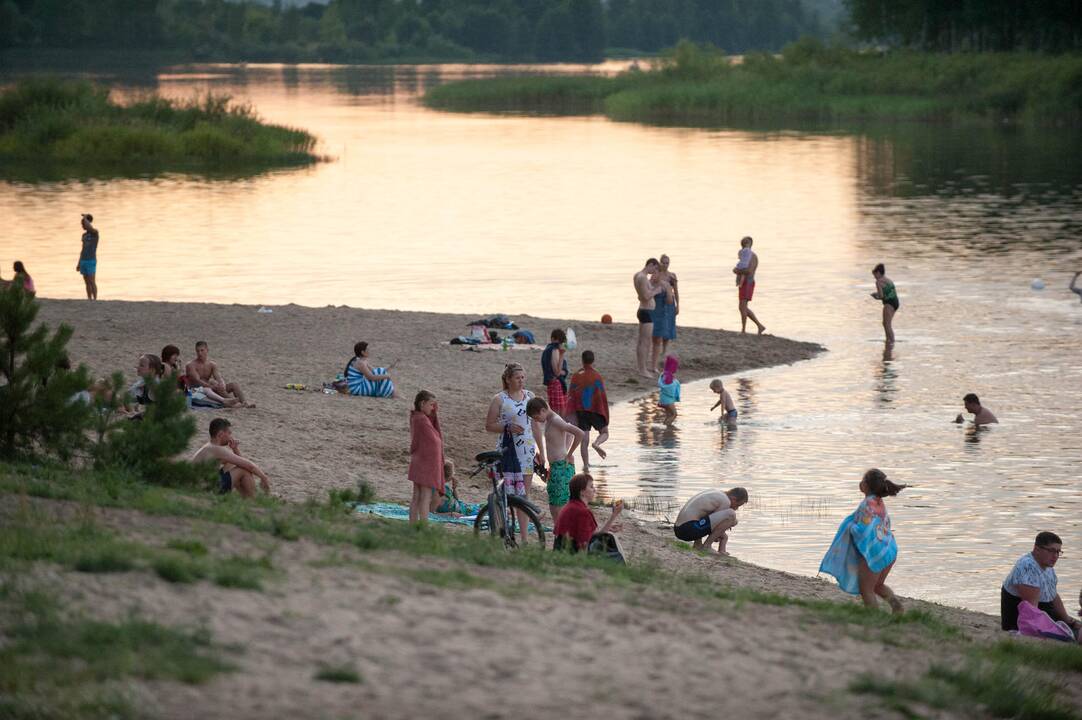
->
[0, 78, 319, 175]
[986, 638, 1082, 674]
[314, 664, 363, 684]
[423, 40, 1082, 128]
[853, 660, 1079, 720]
[0, 583, 233, 719]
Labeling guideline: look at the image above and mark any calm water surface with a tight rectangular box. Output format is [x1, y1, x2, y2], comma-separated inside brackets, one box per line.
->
[3, 64, 1081, 614]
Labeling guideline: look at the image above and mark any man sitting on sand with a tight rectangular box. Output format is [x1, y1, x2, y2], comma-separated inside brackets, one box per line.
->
[527, 397, 585, 524]
[955, 393, 997, 427]
[1001, 531, 1081, 643]
[185, 340, 253, 407]
[709, 379, 737, 421]
[191, 418, 271, 498]
[673, 487, 748, 556]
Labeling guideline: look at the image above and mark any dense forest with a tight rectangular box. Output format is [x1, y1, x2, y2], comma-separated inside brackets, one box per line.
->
[0, 0, 823, 63]
[846, 0, 1082, 52]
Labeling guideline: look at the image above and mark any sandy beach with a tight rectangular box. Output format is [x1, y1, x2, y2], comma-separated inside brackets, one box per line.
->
[5, 299, 1034, 720]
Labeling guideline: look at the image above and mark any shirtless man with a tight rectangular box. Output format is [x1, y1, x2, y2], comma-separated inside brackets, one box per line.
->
[956, 393, 998, 427]
[733, 236, 766, 335]
[709, 378, 737, 422]
[191, 418, 270, 498]
[633, 258, 666, 378]
[526, 397, 585, 523]
[185, 340, 252, 407]
[673, 487, 748, 555]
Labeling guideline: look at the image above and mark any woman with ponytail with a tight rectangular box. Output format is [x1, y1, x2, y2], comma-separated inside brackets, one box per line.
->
[820, 468, 907, 613]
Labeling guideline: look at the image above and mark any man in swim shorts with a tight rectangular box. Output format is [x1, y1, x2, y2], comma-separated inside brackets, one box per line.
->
[527, 397, 584, 524]
[733, 236, 765, 335]
[673, 487, 748, 555]
[191, 418, 271, 498]
[77, 214, 99, 300]
[633, 258, 665, 378]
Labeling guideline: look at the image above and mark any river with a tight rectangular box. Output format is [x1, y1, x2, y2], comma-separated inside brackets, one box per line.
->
[2, 63, 1081, 614]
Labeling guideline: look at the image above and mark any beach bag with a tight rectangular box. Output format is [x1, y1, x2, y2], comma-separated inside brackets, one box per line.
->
[1017, 601, 1076, 642]
[565, 328, 577, 350]
[587, 532, 626, 564]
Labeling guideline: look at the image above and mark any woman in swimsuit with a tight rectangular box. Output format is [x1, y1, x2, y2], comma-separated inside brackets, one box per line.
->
[871, 263, 899, 345]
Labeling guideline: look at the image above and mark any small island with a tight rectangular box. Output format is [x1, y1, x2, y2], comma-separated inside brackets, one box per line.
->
[0, 79, 320, 173]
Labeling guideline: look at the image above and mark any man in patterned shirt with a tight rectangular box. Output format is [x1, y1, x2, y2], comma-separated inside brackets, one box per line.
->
[1001, 531, 1081, 641]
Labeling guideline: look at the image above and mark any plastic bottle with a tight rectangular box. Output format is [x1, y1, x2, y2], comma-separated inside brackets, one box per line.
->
[185, 389, 192, 409]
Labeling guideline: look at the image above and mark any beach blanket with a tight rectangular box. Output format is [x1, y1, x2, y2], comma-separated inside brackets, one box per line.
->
[819, 496, 898, 595]
[354, 502, 480, 526]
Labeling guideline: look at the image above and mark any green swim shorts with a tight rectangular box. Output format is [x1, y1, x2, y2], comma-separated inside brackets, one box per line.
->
[547, 459, 574, 507]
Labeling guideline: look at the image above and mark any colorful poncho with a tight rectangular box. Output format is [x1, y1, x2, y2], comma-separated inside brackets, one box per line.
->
[819, 495, 898, 595]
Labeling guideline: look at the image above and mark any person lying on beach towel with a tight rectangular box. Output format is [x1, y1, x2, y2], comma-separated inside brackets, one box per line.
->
[340, 341, 396, 399]
[430, 460, 475, 516]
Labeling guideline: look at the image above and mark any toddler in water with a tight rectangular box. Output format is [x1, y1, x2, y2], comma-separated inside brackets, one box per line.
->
[709, 379, 737, 420]
[658, 355, 681, 425]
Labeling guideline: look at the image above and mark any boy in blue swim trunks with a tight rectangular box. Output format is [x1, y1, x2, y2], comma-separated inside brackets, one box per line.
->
[673, 487, 748, 555]
[709, 379, 738, 421]
[526, 397, 584, 525]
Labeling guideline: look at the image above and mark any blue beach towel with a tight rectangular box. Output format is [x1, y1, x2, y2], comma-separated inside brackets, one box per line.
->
[819, 496, 898, 595]
[353, 502, 550, 533]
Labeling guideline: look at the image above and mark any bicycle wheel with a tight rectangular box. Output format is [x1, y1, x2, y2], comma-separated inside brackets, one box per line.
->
[508, 496, 546, 548]
[473, 502, 505, 540]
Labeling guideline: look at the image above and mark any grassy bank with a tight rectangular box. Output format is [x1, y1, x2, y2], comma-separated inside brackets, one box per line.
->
[0, 79, 319, 172]
[423, 40, 1082, 127]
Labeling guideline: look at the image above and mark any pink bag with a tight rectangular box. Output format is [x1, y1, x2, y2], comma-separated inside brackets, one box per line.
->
[1017, 601, 1075, 642]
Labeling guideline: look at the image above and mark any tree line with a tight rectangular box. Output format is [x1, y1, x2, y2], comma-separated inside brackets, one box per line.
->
[0, 0, 823, 63]
[845, 0, 1082, 52]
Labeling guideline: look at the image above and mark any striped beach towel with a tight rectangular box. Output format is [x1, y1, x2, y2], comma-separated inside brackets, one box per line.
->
[346, 362, 395, 398]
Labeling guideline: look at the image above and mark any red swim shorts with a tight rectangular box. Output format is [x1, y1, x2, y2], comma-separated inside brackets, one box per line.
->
[739, 281, 756, 301]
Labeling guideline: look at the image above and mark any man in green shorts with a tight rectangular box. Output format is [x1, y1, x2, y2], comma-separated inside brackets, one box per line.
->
[527, 397, 585, 526]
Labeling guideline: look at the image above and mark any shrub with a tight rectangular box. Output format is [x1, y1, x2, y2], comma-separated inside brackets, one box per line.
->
[0, 284, 94, 461]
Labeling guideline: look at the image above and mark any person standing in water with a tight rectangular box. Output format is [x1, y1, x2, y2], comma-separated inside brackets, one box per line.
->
[820, 468, 906, 613]
[633, 258, 666, 378]
[870, 263, 899, 345]
[650, 254, 678, 373]
[732, 236, 766, 335]
[77, 214, 99, 300]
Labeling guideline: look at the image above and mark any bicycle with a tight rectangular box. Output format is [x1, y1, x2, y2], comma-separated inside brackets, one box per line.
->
[469, 450, 546, 549]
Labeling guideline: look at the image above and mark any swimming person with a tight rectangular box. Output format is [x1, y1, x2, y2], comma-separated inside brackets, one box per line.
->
[343, 341, 396, 399]
[673, 487, 748, 556]
[526, 396, 585, 525]
[657, 355, 680, 425]
[733, 236, 766, 335]
[77, 213, 99, 300]
[408, 390, 445, 524]
[650, 254, 678, 374]
[870, 263, 899, 345]
[709, 378, 737, 421]
[955, 393, 998, 426]
[819, 468, 906, 613]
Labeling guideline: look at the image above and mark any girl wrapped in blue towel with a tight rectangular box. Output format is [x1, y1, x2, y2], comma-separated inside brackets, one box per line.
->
[342, 341, 397, 398]
[820, 468, 907, 613]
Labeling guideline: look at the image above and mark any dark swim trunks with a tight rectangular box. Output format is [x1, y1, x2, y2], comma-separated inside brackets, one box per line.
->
[576, 410, 608, 432]
[217, 468, 233, 494]
[636, 308, 653, 324]
[674, 516, 712, 541]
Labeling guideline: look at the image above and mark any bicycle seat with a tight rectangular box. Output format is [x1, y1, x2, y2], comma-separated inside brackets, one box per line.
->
[475, 451, 503, 464]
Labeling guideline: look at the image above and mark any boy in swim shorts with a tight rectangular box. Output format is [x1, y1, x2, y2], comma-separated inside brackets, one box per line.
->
[709, 378, 738, 420]
[526, 397, 584, 524]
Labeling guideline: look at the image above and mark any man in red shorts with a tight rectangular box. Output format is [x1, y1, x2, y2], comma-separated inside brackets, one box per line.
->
[733, 236, 766, 335]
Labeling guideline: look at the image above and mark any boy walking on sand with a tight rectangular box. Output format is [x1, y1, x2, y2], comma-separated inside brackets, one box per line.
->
[568, 350, 610, 470]
[527, 397, 584, 525]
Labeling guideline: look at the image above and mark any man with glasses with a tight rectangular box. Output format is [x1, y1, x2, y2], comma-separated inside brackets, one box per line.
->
[1001, 531, 1081, 641]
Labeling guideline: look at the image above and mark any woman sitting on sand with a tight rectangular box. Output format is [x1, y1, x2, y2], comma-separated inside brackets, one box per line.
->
[819, 468, 907, 613]
[553, 473, 623, 552]
[340, 341, 396, 399]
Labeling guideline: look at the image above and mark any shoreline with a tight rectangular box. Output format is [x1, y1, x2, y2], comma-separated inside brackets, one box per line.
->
[33, 298, 999, 627]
